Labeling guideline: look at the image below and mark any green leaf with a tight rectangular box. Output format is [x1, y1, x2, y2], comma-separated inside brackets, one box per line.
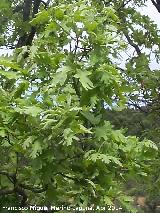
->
[50, 66, 70, 86]
[63, 128, 79, 146]
[30, 10, 50, 25]
[81, 111, 101, 125]
[93, 153, 110, 164]
[95, 121, 112, 140]
[0, 70, 19, 79]
[74, 70, 94, 90]
[98, 64, 120, 86]
[0, 128, 6, 137]
[143, 139, 158, 150]
[23, 136, 36, 149]
[118, 195, 137, 213]
[104, 196, 113, 205]
[46, 185, 58, 202]
[85, 151, 122, 166]
[79, 124, 92, 134]
[85, 21, 98, 32]
[0, 59, 20, 70]
[54, 8, 64, 20]
[30, 141, 42, 159]
[15, 106, 42, 117]
[109, 156, 123, 167]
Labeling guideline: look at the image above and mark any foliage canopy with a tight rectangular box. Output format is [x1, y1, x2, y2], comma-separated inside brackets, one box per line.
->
[0, 0, 160, 212]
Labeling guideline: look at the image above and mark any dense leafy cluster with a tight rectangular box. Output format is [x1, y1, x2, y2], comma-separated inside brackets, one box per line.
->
[0, 0, 160, 212]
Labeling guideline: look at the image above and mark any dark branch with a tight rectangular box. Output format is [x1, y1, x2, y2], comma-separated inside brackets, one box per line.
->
[117, 0, 132, 10]
[13, 4, 23, 13]
[19, 183, 48, 193]
[72, 77, 81, 99]
[23, 0, 32, 22]
[16, 0, 42, 47]
[58, 172, 78, 182]
[25, 0, 42, 46]
[151, 0, 160, 13]
[15, 186, 28, 206]
[15, 152, 19, 177]
[124, 32, 141, 55]
[41, 0, 50, 9]
[32, 0, 41, 17]
[16, 0, 32, 47]
[0, 171, 16, 183]
[0, 188, 14, 196]
[127, 101, 148, 114]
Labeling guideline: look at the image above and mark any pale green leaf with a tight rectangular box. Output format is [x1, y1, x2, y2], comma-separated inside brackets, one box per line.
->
[0, 70, 19, 79]
[51, 66, 70, 86]
[143, 139, 158, 150]
[104, 196, 113, 205]
[30, 141, 42, 159]
[15, 106, 42, 117]
[79, 124, 92, 134]
[0, 128, 6, 137]
[23, 136, 36, 149]
[63, 128, 79, 146]
[74, 70, 94, 90]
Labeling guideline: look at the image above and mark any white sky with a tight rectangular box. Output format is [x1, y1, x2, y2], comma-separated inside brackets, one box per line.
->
[141, 0, 160, 27]
[140, 1, 160, 69]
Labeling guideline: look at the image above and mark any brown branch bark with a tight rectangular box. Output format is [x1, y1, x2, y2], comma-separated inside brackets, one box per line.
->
[16, 0, 42, 48]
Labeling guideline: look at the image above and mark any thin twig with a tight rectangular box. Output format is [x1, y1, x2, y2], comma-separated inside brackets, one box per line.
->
[19, 183, 48, 193]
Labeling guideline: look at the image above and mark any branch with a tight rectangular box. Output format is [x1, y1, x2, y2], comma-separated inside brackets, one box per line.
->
[117, 0, 132, 10]
[127, 101, 148, 113]
[16, 0, 32, 47]
[72, 77, 81, 99]
[41, 0, 47, 8]
[32, 0, 41, 17]
[0, 171, 16, 183]
[13, 4, 23, 13]
[122, 0, 132, 7]
[58, 172, 78, 182]
[0, 172, 28, 206]
[41, 0, 50, 9]
[19, 183, 48, 193]
[6, 133, 13, 146]
[15, 152, 19, 177]
[23, 0, 32, 21]
[0, 188, 14, 196]
[17, 0, 42, 47]
[116, 9, 142, 56]
[0, 183, 27, 206]
[151, 0, 160, 13]
[14, 186, 28, 206]
[124, 32, 141, 55]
